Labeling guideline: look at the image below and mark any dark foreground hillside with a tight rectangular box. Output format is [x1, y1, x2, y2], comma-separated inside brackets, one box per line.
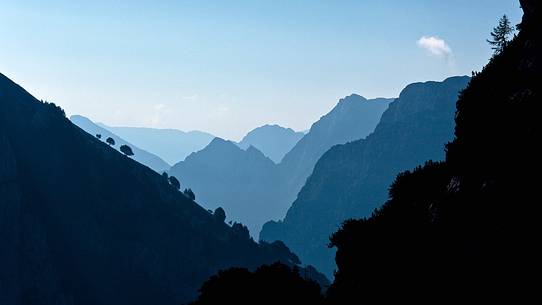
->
[328, 0, 540, 303]
[0, 73, 302, 305]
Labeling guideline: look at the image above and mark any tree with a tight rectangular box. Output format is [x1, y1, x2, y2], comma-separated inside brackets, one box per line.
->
[487, 15, 514, 55]
[162, 172, 169, 180]
[96, 134, 102, 139]
[106, 137, 115, 146]
[213, 207, 226, 223]
[120, 144, 134, 157]
[168, 176, 180, 190]
[183, 188, 196, 201]
[189, 263, 324, 305]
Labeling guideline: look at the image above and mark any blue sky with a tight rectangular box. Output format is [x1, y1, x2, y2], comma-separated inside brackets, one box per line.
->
[0, 0, 522, 140]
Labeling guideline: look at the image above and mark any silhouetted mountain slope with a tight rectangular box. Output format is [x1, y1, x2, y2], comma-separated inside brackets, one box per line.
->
[100, 124, 214, 164]
[169, 138, 280, 236]
[70, 115, 170, 173]
[261, 76, 470, 277]
[238, 124, 304, 163]
[327, 1, 540, 303]
[277, 96, 394, 209]
[0, 73, 301, 305]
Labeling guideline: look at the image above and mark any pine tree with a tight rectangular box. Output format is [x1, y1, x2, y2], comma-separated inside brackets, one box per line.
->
[487, 15, 514, 55]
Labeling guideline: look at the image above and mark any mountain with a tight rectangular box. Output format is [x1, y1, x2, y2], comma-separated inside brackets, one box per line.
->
[277, 96, 394, 208]
[261, 76, 470, 277]
[99, 125, 214, 165]
[0, 72, 302, 305]
[169, 96, 393, 236]
[168, 138, 280, 236]
[171, 2, 540, 302]
[238, 125, 304, 163]
[327, 1, 540, 303]
[70, 115, 170, 173]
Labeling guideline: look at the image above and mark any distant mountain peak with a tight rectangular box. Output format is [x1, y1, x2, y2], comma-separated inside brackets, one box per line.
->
[338, 93, 368, 103]
[238, 125, 304, 163]
[208, 137, 238, 149]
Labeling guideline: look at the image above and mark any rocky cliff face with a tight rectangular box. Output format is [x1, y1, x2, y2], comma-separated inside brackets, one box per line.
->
[261, 76, 470, 277]
[277, 96, 394, 209]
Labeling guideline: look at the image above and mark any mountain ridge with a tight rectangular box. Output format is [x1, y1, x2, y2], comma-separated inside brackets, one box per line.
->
[99, 124, 215, 164]
[71, 115, 171, 173]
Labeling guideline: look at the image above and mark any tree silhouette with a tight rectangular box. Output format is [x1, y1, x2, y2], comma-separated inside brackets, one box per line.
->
[168, 176, 180, 190]
[189, 262, 324, 305]
[162, 172, 168, 180]
[488, 15, 514, 55]
[95, 134, 102, 139]
[120, 144, 134, 157]
[106, 137, 115, 146]
[183, 188, 196, 200]
[213, 207, 226, 223]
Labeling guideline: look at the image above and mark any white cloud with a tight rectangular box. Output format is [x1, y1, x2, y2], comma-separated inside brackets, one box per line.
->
[417, 36, 453, 58]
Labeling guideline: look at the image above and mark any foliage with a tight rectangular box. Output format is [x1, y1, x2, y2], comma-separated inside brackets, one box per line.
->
[168, 175, 180, 190]
[189, 262, 324, 305]
[183, 188, 196, 200]
[40, 99, 66, 117]
[487, 14, 514, 55]
[119, 144, 134, 157]
[106, 137, 115, 146]
[213, 207, 226, 223]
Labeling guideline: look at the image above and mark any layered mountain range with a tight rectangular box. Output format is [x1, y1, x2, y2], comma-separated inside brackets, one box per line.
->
[169, 96, 393, 235]
[0, 73, 304, 305]
[261, 76, 471, 276]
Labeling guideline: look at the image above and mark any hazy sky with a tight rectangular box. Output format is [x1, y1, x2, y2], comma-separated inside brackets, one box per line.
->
[0, 0, 522, 140]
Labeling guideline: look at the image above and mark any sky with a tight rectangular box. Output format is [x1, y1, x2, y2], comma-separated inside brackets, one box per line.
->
[0, 0, 523, 141]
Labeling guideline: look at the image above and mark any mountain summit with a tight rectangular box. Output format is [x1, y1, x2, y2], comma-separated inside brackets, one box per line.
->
[238, 125, 304, 163]
[169, 137, 278, 236]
